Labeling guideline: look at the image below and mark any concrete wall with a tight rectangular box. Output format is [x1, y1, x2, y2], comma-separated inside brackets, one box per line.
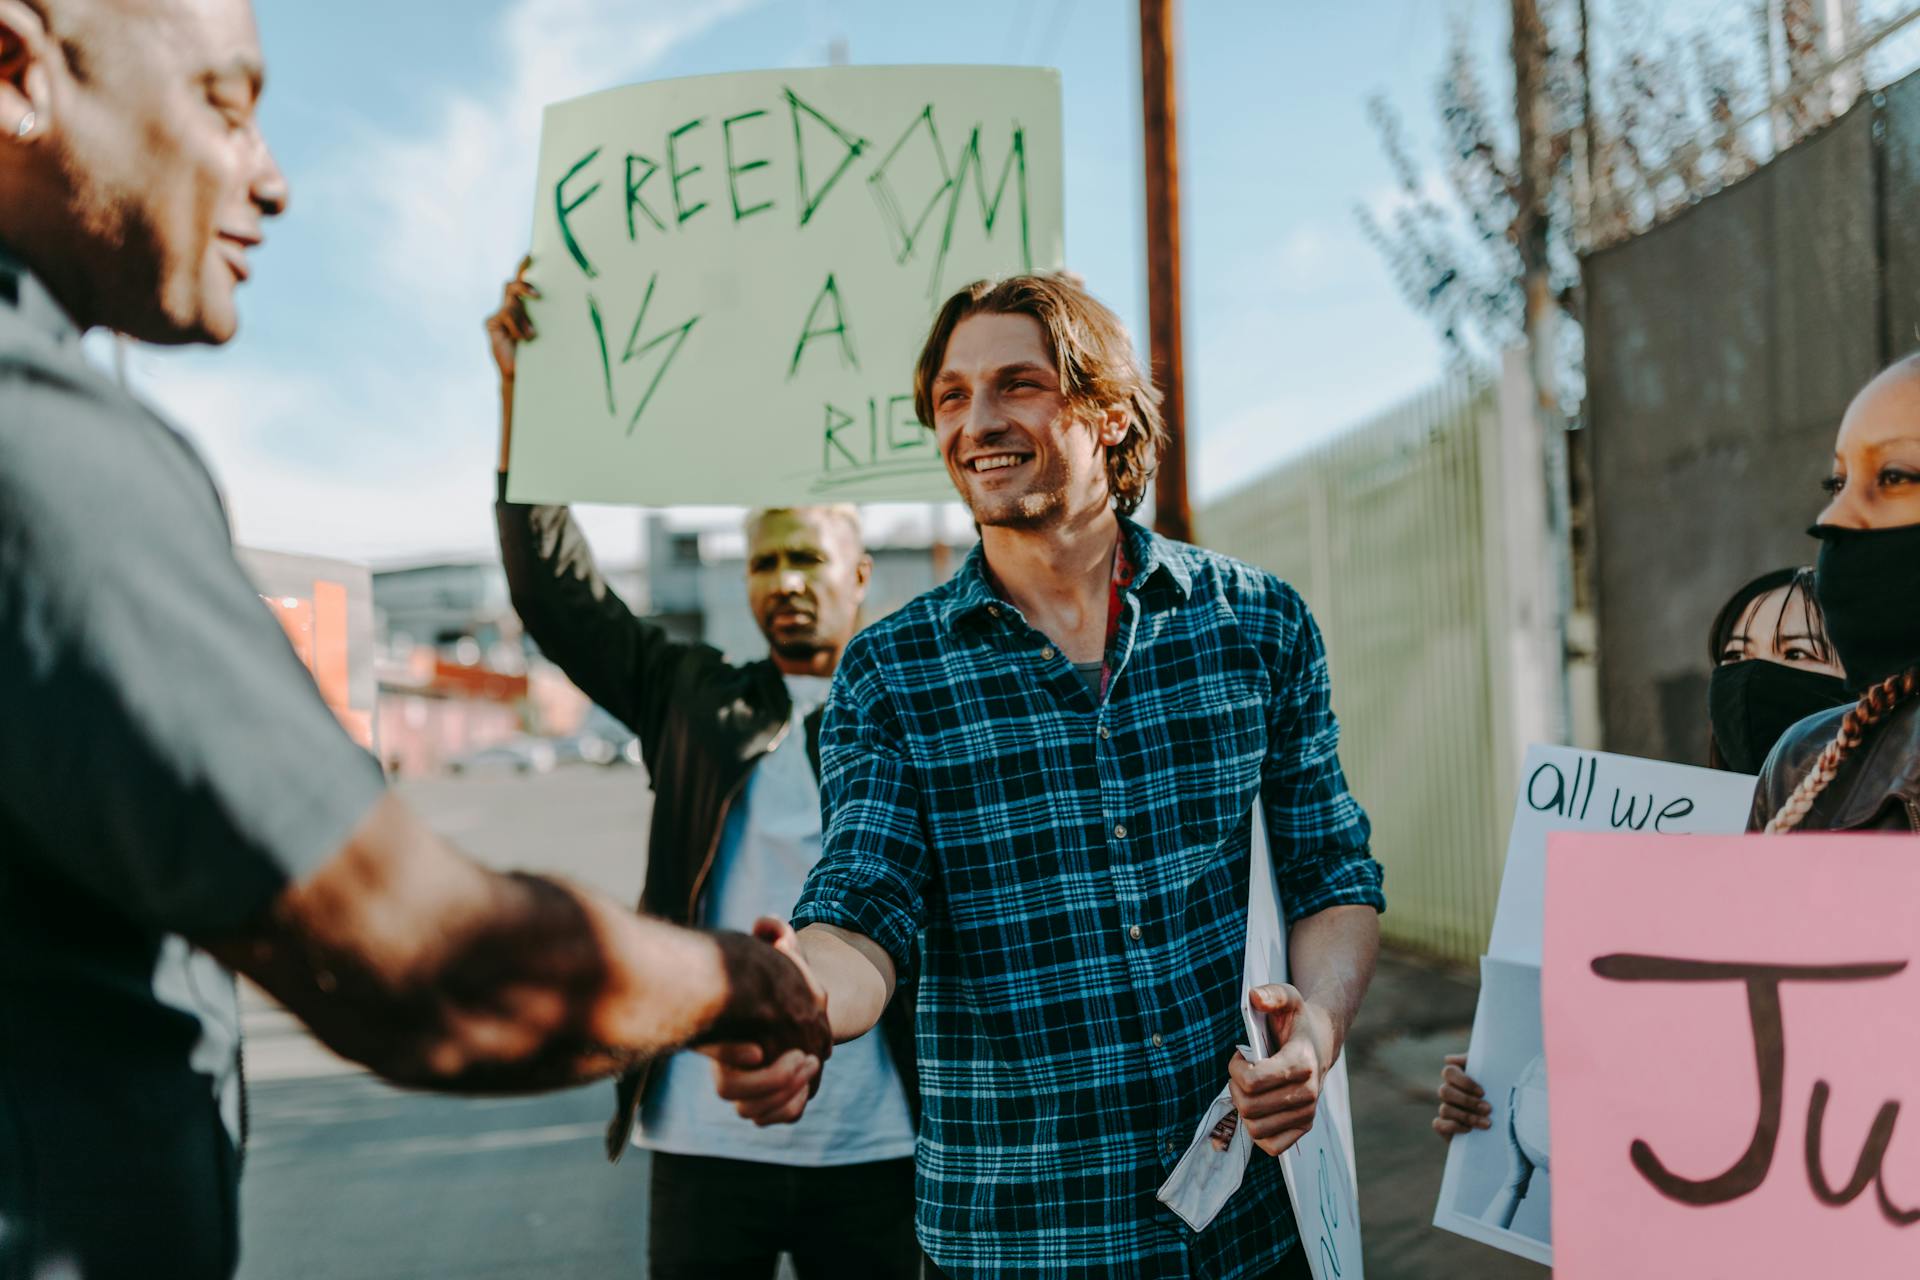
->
[1584, 99, 1887, 762]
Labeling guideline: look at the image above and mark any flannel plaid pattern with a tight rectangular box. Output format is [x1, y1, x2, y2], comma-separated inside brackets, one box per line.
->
[792, 516, 1384, 1279]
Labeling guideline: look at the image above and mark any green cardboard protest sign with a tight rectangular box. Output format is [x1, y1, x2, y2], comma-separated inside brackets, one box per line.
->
[507, 65, 1065, 507]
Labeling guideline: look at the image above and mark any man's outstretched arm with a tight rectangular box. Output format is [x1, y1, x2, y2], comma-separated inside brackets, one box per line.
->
[0, 357, 822, 1097]
[705, 630, 927, 1122]
[798, 921, 897, 1040]
[703, 921, 894, 1124]
[198, 793, 831, 1093]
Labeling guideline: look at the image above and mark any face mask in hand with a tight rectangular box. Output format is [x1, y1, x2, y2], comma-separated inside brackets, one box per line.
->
[1707, 660, 1851, 775]
[1813, 522, 1920, 692]
[1157, 1048, 1255, 1231]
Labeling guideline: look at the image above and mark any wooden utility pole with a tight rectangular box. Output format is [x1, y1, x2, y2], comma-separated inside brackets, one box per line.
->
[1510, 0, 1554, 384]
[1510, 0, 1580, 742]
[1139, 0, 1191, 542]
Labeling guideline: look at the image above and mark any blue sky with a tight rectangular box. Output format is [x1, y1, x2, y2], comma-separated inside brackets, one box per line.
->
[128, 0, 1523, 562]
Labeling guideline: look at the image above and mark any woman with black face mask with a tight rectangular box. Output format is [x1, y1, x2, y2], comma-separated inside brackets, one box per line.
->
[1432, 568, 1851, 1145]
[1706, 568, 1850, 774]
[1755, 354, 1920, 833]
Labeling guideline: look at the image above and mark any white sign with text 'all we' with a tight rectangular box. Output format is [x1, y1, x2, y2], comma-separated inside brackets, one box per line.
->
[1487, 744, 1757, 968]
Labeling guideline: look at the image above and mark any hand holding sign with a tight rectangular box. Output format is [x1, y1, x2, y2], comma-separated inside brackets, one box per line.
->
[488, 258, 540, 473]
[487, 257, 539, 382]
[1434, 1054, 1493, 1138]
[1230, 983, 1332, 1158]
[1159, 810, 1365, 1275]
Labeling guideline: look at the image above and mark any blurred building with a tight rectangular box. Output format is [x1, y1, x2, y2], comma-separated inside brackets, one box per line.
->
[370, 560, 519, 664]
[372, 556, 633, 776]
[239, 548, 380, 753]
[368, 510, 965, 775]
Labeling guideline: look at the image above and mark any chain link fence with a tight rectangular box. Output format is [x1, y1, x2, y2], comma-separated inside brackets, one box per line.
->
[1200, 380, 1539, 965]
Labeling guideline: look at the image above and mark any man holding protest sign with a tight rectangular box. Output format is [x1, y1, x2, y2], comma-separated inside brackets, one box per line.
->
[0, 4, 825, 1275]
[488, 262, 921, 1280]
[708, 273, 1386, 1278]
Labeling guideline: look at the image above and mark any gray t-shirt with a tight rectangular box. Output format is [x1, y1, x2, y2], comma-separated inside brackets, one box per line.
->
[0, 254, 386, 1277]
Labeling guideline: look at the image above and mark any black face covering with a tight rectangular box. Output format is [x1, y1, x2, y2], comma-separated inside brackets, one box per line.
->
[1707, 660, 1851, 774]
[1812, 522, 1920, 692]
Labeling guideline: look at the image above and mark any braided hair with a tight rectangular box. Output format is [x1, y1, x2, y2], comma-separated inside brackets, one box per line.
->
[1764, 667, 1920, 832]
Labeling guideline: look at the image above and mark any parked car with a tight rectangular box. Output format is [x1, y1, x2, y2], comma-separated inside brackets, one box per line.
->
[447, 736, 557, 776]
[567, 707, 645, 769]
[550, 731, 618, 767]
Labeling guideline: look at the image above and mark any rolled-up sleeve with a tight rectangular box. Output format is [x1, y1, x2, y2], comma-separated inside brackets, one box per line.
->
[791, 634, 932, 979]
[1261, 587, 1385, 923]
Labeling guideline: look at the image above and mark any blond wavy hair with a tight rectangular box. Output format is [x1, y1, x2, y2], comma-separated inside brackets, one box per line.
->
[913, 273, 1167, 518]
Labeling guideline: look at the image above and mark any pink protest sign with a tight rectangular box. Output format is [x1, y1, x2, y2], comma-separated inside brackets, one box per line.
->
[1544, 832, 1920, 1277]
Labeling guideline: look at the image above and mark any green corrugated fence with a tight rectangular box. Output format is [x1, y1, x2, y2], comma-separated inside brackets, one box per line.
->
[1199, 378, 1526, 965]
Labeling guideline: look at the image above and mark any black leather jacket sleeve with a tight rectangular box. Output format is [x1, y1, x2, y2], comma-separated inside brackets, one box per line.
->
[495, 474, 698, 764]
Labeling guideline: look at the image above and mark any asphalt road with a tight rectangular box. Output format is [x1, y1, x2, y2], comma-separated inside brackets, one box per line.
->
[237, 768, 658, 1280]
[235, 767, 1541, 1279]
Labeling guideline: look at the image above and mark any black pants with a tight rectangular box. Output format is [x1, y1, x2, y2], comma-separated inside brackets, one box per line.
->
[1265, 1244, 1315, 1280]
[647, 1150, 921, 1279]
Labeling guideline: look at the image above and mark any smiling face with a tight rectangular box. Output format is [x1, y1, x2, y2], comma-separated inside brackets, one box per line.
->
[1818, 359, 1920, 530]
[4, 0, 287, 342]
[928, 311, 1126, 531]
[745, 507, 870, 674]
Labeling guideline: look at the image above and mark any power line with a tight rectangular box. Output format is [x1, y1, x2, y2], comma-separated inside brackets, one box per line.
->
[1005, 1, 1039, 62]
[1032, 0, 1079, 65]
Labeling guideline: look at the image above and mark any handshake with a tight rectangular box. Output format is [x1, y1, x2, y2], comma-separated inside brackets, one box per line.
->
[699, 918, 835, 1123]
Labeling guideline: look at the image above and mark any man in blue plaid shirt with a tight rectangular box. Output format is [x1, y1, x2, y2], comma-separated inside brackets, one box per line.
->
[709, 274, 1385, 1279]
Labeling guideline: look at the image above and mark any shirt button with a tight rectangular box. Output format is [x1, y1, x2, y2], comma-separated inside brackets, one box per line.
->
[1150, 1033, 1164, 1048]
[1040, 645, 1056, 660]
[1098, 725, 1112, 740]
[988, 604, 1002, 617]
[1114, 822, 1127, 839]
[1129, 924, 1143, 941]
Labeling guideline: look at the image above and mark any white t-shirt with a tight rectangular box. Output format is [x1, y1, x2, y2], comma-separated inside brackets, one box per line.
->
[639, 673, 917, 1166]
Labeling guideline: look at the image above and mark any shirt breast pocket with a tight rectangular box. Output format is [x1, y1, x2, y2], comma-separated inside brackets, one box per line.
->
[920, 746, 1065, 914]
[1170, 688, 1266, 850]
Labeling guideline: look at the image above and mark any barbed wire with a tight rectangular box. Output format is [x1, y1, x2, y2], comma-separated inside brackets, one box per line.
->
[1577, 1, 1920, 250]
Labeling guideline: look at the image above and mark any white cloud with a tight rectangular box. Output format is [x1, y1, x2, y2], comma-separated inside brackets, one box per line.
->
[352, 0, 754, 323]
[133, 0, 756, 565]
